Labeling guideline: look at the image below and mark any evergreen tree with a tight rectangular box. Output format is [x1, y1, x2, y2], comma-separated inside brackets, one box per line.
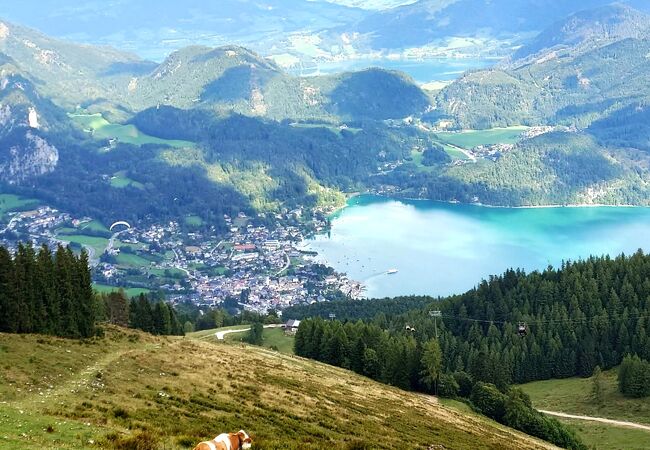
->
[245, 322, 264, 346]
[0, 246, 16, 333]
[591, 366, 605, 407]
[420, 339, 442, 393]
[153, 301, 172, 335]
[105, 290, 130, 327]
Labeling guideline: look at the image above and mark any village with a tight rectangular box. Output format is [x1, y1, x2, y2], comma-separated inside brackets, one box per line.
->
[0, 205, 365, 314]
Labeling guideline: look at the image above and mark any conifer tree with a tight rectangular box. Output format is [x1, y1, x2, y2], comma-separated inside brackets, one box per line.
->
[0, 246, 16, 332]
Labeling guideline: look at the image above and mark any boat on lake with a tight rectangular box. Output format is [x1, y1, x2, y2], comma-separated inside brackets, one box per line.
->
[387, 269, 398, 274]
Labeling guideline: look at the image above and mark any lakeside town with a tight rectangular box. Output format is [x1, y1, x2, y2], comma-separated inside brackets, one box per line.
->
[0, 203, 365, 314]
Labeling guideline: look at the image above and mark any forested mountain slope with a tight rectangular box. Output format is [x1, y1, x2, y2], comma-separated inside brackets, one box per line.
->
[436, 5, 650, 130]
[288, 250, 650, 386]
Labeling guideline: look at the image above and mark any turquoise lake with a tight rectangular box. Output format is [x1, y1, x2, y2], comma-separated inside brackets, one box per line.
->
[306, 195, 650, 298]
[290, 57, 493, 83]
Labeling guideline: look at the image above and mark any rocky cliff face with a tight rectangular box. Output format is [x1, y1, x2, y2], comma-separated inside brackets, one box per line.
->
[0, 69, 62, 183]
[0, 100, 58, 184]
[0, 131, 58, 183]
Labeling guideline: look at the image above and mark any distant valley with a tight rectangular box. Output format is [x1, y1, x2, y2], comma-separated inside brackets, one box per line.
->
[3, 4, 650, 450]
[3, 2, 650, 303]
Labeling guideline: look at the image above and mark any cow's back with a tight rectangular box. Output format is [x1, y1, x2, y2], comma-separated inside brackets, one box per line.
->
[193, 442, 229, 450]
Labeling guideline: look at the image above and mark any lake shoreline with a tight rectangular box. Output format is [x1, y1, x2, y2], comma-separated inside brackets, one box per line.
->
[361, 192, 644, 211]
[309, 193, 650, 298]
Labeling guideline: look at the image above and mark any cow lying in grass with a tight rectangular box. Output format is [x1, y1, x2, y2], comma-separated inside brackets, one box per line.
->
[193, 430, 252, 450]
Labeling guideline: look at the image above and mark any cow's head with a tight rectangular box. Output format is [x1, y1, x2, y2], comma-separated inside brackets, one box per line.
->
[238, 430, 252, 449]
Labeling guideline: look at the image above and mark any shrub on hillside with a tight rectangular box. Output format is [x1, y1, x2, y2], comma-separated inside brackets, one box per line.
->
[618, 354, 650, 398]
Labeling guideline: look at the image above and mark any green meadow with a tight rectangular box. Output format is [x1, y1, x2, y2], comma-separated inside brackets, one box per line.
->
[115, 252, 156, 268]
[56, 234, 109, 256]
[110, 173, 145, 189]
[436, 126, 528, 149]
[69, 113, 194, 148]
[93, 284, 151, 297]
[78, 220, 109, 233]
[520, 368, 650, 449]
[0, 194, 39, 219]
[184, 215, 203, 226]
[223, 326, 295, 355]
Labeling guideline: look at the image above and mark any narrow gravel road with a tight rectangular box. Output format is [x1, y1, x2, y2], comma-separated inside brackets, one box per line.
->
[215, 324, 283, 340]
[539, 410, 650, 432]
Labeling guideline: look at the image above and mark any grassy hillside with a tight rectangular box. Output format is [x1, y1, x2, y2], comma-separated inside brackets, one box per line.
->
[0, 194, 38, 219]
[0, 327, 560, 449]
[521, 369, 650, 449]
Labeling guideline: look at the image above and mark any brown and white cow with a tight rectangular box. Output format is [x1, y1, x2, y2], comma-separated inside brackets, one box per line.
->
[193, 430, 252, 450]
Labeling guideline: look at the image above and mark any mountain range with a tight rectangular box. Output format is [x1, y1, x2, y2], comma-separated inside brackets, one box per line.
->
[2, 2, 650, 228]
[4, 0, 650, 63]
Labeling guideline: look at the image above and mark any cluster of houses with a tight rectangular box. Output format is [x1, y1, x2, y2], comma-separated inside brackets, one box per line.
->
[2, 206, 366, 315]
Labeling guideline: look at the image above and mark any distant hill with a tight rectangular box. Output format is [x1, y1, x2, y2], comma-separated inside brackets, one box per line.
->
[0, 327, 560, 449]
[0, 20, 437, 225]
[352, 0, 650, 49]
[0, 21, 433, 122]
[513, 4, 650, 60]
[436, 5, 650, 130]
[318, 0, 416, 9]
[0, 19, 152, 110]
[0, 0, 365, 60]
[127, 46, 432, 121]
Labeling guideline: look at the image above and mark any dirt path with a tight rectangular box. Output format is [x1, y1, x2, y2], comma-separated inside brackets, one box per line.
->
[11, 344, 159, 411]
[215, 324, 282, 340]
[539, 410, 650, 432]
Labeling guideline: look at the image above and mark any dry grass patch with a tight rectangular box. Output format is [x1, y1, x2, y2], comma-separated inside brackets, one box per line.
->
[1, 328, 559, 449]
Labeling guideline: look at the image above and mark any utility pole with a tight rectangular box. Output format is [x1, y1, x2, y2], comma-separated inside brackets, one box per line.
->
[429, 310, 442, 397]
[429, 310, 442, 339]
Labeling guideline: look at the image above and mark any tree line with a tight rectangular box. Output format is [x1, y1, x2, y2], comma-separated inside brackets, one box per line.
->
[294, 250, 650, 386]
[294, 317, 585, 450]
[0, 243, 96, 338]
[0, 243, 188, 338]
[98, 290, 184, 336]
[291, 251, 650, 449]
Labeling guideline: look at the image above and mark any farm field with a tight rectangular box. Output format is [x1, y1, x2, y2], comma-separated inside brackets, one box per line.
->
[185, 215, 203, 226]
[189, 325, 295, 355]
[436, 126, 528, 149]
[224, 326, 295, 354]
[56, 234, 109, 256]
[148, 267, 187, 279]
[77, 220, 109, 233]
[520, 368, 650, 449]
[69, 113, 194, 148]
[0, 194, 39, 219]
[93, 284, 151, 297]
[110, 173, 145, 189]
[115, 252, 156, 268]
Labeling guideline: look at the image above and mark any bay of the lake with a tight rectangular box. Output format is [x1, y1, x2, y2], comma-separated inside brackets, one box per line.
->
[290, 57, 493, 83]
[305, 195, 650, 298]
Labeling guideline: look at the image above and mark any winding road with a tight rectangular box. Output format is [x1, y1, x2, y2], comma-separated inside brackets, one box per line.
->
[539, 410, 650, 432]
